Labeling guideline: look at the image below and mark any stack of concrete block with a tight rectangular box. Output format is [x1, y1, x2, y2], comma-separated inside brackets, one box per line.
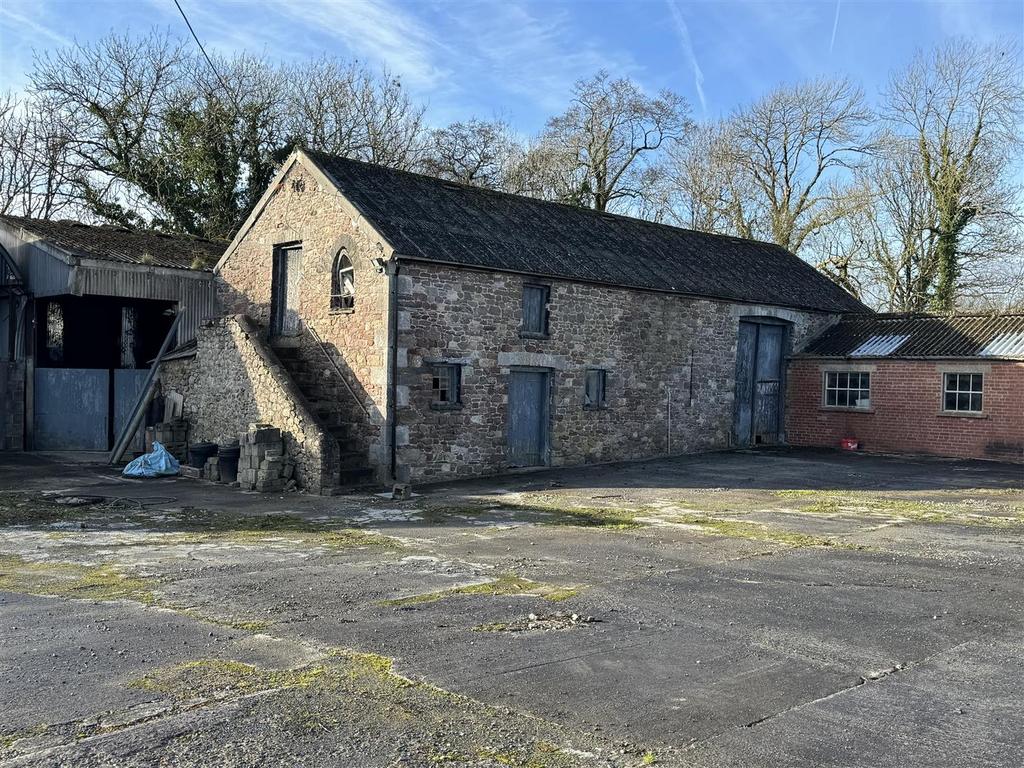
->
[236, 423, 296, 492]
[203, 456, 220, 482]
[147, 419, 188, 462]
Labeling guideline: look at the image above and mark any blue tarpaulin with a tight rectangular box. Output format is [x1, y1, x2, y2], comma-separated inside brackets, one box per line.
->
[122, 441, 180, 478]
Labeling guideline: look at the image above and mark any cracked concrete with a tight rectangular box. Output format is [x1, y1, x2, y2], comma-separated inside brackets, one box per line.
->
[0, 448, 1022, 767]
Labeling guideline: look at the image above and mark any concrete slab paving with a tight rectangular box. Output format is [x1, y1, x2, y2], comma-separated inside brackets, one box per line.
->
[0, 448, 1021, 766]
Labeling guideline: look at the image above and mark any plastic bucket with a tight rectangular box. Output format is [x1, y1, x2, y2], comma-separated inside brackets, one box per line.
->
[217, 442, 241, 483]
[188, 441, 218, 469]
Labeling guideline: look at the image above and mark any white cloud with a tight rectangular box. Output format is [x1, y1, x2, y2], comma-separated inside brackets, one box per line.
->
[830, 0, 842, 54]
[665, 0, 707, 113]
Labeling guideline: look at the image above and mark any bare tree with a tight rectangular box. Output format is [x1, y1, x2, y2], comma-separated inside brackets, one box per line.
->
[727, 76, 875, 253]
[287, 58, 426, 170]
[0, 93, 76, 218]
[540, 71, 690, 212]
[884, 38, 1024, 311]
[420, 118, 522, 188]
[662, 121, 760, 236]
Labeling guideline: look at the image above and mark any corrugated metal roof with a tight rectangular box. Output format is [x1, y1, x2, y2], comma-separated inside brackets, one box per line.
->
[801, 313, 1024, 360]
[0, 215, 225, 271]
[303, 150, 868, 315]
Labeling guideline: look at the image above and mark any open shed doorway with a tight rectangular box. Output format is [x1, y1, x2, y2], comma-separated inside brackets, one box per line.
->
[31, 295, 174, 451]
[734, 318, 790, 447]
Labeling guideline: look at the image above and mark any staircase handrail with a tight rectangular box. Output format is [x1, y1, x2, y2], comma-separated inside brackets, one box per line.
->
[306, 325, 372, 419]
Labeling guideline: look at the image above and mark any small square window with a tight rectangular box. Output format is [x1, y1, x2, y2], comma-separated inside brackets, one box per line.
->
[584, 369, 607, 408]
[823, 370, 871, 410]
[521, 284, 550, 337]
[943, 372, 983, 413]
[431, 364, 462, 408]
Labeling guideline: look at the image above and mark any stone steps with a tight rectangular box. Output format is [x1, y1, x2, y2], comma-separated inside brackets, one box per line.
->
[270, 342, 375, 489]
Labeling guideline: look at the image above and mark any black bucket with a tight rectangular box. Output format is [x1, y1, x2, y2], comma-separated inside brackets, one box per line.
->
[188, 441, 218, 469]
[217, 441, 241, 484]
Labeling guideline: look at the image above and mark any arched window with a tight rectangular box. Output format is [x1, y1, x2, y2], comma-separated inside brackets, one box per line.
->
[331, 249, 355, 310]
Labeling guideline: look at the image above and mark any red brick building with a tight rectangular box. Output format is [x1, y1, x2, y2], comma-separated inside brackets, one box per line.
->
[787, 313, 1024, 463]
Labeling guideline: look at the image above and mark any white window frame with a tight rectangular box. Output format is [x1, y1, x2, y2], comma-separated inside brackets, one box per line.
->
[942, 372, 984, 414]
[330, 249, 355, 311]
[822, 370, 871, 410]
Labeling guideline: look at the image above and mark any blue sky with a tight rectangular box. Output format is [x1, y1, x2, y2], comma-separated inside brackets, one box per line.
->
[1, 0, 1021, 132]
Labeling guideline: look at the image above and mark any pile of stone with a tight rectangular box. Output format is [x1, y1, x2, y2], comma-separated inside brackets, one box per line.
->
[236, 424, 296, 492]
[146, 419, 188, 463]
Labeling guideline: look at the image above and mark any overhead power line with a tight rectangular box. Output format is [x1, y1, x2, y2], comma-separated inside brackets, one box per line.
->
[171, 0, 240, 108]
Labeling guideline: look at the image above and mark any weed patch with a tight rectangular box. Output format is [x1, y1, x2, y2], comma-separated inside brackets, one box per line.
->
[0, 554, 155, 603]
[382, 574, 582, 607]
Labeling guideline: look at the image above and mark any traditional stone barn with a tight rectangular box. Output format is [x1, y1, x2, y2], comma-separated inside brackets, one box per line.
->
[0, 216, 220, 451]
[162, 148, 866, 492]
[787, 312, 1024, 462]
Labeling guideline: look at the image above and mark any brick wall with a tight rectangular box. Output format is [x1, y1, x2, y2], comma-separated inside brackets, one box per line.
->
[0, 360, 25, 450]
[216, 161, 392, 471]
[395, 261, 834, 483]
[159, 315, 338, 492]
[786, 358, 1024, 462]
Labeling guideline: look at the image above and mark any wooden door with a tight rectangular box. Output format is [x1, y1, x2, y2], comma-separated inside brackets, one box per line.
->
[507, 369, 549, 466]
[270, 244, 303, 338]
[733, 321, 786, 446]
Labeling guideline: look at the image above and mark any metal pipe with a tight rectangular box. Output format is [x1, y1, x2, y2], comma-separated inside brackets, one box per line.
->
[108, 310, 183, 465]
[385, 259, 400, 481]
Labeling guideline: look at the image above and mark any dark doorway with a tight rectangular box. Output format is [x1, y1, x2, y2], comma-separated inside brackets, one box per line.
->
[734, 320, 788, 447]
[507, 368, 550, 467]
[271, 243, 303, 338]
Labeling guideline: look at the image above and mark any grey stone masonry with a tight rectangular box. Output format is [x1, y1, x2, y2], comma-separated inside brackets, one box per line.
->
[394, 261, 836, 484]
[0, 361, 25, 451]
[159, 316, 337, 493]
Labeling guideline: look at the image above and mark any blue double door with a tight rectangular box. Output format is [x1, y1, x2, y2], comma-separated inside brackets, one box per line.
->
[33, 368, 148, 451]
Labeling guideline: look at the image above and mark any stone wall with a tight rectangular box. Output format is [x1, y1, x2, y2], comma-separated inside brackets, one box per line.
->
[216, 161, 392, 475]
[394, 261, 835, 483]
[159, 315, 337, 492]
[0, 361, 25, 450]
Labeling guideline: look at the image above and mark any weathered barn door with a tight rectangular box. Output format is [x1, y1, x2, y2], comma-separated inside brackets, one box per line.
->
[113, 369, 149, 453]
[33, 369, 109, 450]
[734, 320, 786, 446]
[270, 244, 303, 338]
[507, 369, 549, 466]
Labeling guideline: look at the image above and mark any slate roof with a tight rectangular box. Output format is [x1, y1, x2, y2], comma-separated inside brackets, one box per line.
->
[0, 215, 225, 271]
[304, 151, 867, 314]
[800, 313, 1024, 360]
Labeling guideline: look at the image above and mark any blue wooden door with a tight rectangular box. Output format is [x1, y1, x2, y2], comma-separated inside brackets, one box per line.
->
[507, 369, 549, 466]
[33, 369, 109, 450]
[733, 321, 785, 446]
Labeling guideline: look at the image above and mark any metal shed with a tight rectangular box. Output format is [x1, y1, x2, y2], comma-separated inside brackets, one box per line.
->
[0, 216, 223, 452]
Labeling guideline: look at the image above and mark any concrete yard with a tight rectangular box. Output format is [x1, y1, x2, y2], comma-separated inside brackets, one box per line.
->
[0, 448, 1022, 767]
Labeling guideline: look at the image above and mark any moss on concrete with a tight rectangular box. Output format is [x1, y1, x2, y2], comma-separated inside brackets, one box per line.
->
[0, 554, 155, 604]
[381, 574, 582, 607]
[774, 489, 1024, 528]
[657, 513, 837, 547]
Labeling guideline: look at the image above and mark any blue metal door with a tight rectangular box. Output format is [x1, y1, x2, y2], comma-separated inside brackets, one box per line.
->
[114, 369, 149, 454]
[507, 369, 549, 466]
[33, 369, 109, 450]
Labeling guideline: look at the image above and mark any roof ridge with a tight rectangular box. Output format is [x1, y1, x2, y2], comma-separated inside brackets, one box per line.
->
[301, 148, 795, 254]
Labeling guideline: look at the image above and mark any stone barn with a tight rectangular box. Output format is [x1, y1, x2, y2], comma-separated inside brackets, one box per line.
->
[787, 312, 1024, 462]
[162, 148, 866, 492]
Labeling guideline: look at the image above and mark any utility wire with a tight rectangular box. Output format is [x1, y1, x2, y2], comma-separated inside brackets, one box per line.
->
[172, 0, 240, 109]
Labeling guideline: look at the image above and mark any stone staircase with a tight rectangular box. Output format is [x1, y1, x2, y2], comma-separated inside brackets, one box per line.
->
[271, 344, 376, 488]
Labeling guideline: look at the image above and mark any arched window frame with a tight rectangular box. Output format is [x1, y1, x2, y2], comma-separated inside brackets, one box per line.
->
[330, 248, 355, 311]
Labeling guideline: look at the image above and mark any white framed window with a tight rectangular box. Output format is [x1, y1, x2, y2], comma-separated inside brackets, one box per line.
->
[943, 372, 983, 413]
[584, 369, 607, 409]
[823, 371, 871, 409]
[330, 249, 355, 311]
